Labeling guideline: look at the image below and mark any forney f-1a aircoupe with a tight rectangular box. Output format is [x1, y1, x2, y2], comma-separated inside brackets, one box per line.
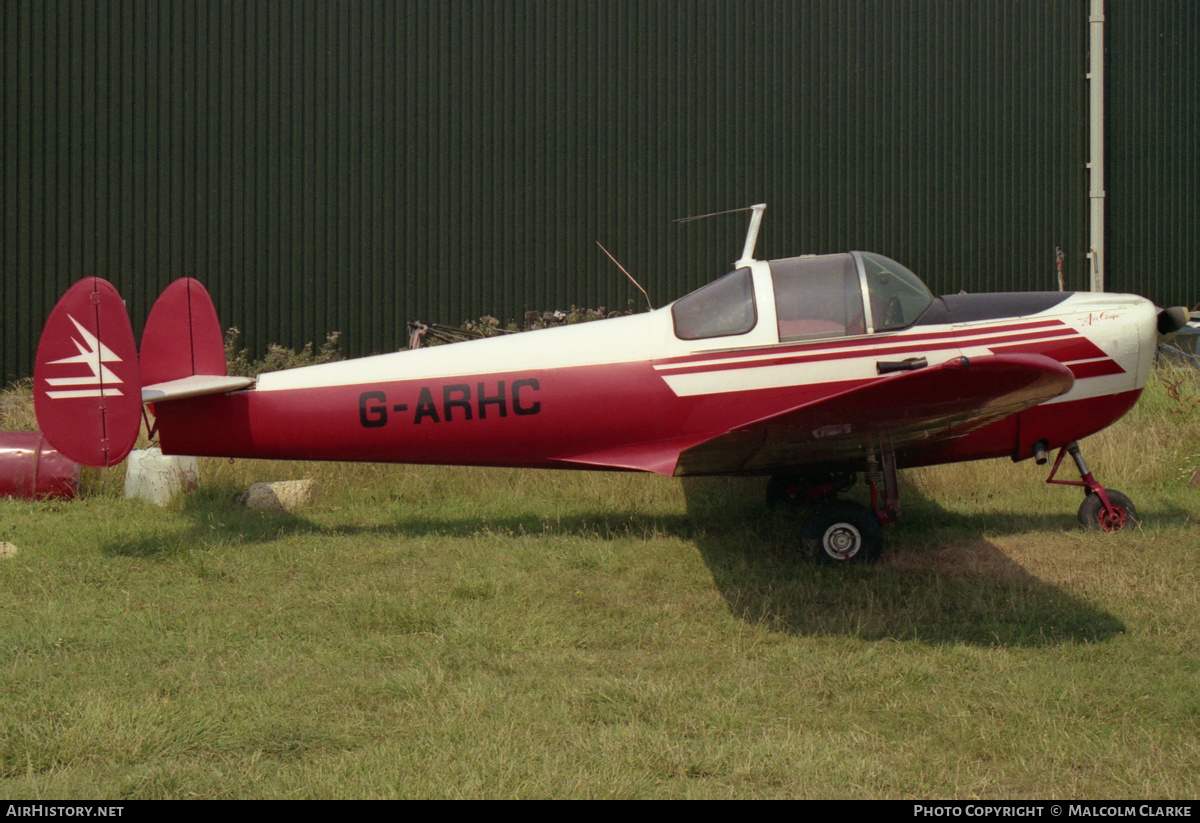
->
[33, 205, 1189, 562]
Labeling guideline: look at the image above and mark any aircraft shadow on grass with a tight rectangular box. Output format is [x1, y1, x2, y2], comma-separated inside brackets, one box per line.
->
[679, 476, 1149, 647]
[96, 472, 1171, 649]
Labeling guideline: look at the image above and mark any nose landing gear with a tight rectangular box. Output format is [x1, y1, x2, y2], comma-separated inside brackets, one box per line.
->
[1046, 441, 1139, 532]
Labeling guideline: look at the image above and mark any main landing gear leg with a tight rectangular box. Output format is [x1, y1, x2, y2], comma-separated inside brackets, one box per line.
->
[1045, 441, 1139, 532]
[865, 448, 900, 527]
[770, 447, 896, 565]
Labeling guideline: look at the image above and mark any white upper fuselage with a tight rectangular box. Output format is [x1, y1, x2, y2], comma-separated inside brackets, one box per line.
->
[255, 257, 1157, 410]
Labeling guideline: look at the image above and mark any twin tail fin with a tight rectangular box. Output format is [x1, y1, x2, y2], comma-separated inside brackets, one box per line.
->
[33, 277, 249, 467]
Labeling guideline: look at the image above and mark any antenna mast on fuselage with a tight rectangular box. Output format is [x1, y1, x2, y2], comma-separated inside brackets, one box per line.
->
[674, 203, 768, 269]
[736, 204, 767, 267]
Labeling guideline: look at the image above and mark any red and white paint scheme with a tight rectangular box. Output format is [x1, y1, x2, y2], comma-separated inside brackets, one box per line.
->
[33, 207, 1189, 562]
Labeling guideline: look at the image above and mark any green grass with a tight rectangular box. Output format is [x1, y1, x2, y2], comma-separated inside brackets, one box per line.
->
[0, 366, 1198, 798]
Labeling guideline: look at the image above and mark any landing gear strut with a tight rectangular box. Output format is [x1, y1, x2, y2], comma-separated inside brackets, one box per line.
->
[770, 444, 898, 565]
[1045, 441, 1139, 533]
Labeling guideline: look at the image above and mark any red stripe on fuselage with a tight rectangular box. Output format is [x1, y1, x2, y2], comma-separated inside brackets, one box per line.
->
[988, 335, 1126, 378]
[657, 319, 1070, 367]
[1066, 359, 1127, 379]
[988, 336, 1107, 362]
[655, 324, 1077, 377]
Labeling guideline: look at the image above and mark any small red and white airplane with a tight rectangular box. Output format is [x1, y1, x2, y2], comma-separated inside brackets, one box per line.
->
[33, 205, 1189, 562]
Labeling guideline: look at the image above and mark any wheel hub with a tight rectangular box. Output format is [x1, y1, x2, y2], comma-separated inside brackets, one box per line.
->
[1098, 507, 1128, 532]
[822, 523, 862, 561]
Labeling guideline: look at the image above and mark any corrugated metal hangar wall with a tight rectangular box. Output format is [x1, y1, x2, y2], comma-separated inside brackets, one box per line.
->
[3, 1, 1196, 382]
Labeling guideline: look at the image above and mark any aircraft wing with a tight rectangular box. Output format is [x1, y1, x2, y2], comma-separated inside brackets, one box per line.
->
[673, 353, 1074, 476]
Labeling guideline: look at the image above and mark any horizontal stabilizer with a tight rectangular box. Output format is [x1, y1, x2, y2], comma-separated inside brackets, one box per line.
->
[142, 374, 255, 403]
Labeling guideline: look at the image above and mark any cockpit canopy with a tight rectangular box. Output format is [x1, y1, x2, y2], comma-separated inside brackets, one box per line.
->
[671, 252, 933, 342]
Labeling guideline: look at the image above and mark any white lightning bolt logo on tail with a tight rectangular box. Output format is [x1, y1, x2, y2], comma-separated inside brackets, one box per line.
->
[44, 315, 126, 399]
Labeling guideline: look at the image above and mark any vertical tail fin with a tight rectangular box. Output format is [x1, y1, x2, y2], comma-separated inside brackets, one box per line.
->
[140, 277, 228, 386]
[33, 277, 142, 467]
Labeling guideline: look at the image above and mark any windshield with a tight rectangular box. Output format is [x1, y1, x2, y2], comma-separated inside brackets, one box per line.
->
[672, 268, 757, 340]
[857, 252, 933, 332]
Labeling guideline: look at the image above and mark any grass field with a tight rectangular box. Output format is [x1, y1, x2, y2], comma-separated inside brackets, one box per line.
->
[1, 367, 1198, 799]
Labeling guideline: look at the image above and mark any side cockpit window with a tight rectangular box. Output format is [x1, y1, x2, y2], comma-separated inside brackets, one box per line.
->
[770, 254, 865, 341]
[672, 268, 757, 340]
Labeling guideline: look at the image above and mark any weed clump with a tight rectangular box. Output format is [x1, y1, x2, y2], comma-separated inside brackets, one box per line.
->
[414, 303, 638, 347]
[0, 379, 35, 431]
[224, 328, 343, 378]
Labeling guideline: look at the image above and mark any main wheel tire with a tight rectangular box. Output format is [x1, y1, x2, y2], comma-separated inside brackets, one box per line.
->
[801, 500, 883, 564]
[1077, 489, 1138, 532]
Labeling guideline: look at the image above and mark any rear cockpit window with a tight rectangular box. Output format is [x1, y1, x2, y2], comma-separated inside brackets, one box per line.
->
[672, 268, 757, 340]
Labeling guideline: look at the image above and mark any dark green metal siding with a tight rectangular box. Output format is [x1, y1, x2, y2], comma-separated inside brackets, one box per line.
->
[1106, 0, 1200, 308]
[1, 1, 1184, 383]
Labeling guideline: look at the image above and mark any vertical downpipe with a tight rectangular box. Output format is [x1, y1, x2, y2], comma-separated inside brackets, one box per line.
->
[1087, 0, 1106, 292]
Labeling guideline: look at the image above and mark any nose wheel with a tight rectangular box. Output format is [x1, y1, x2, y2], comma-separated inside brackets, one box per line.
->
[1077, 489, 1138, 532]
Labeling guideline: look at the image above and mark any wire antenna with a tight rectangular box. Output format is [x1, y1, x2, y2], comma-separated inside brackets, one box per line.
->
[595, 241, 654, 310]
[673, 204, 761, 223]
